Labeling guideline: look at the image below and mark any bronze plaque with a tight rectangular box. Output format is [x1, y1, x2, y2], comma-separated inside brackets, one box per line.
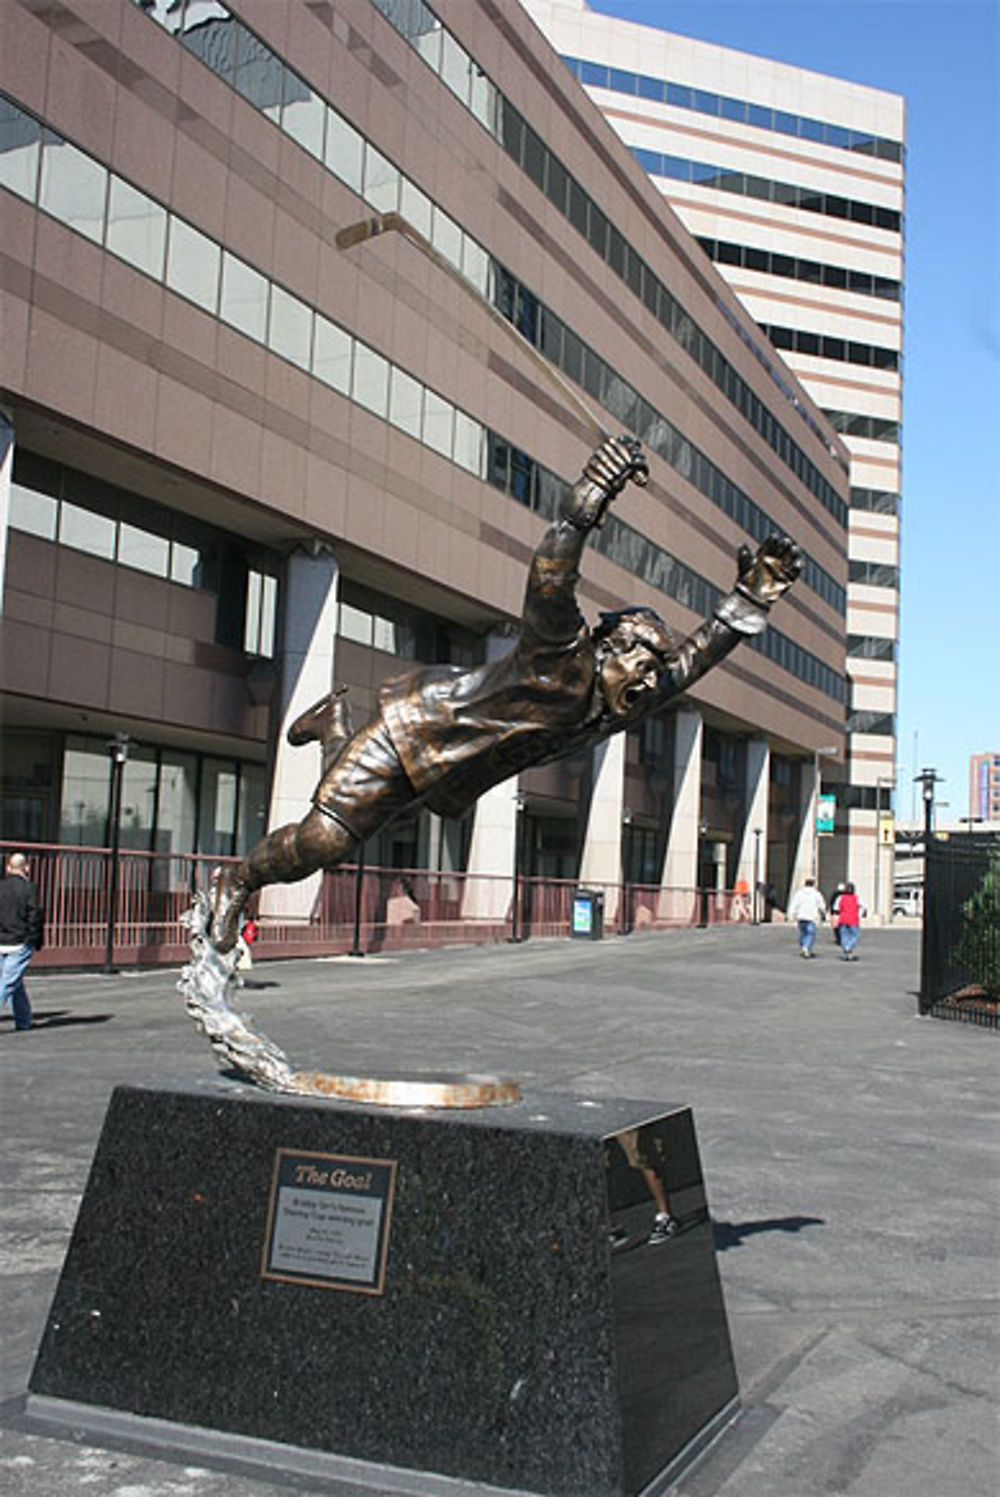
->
[261, 1149, 397, 1295]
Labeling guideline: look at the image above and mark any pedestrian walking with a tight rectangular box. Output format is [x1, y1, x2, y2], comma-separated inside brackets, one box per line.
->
[0, 852, 45, 1031]
[787, 877, 827, 958]
[836, 883, 864, 961]
[829, 882, 846, 945]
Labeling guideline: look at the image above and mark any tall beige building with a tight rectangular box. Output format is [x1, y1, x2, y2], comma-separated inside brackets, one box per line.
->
[526, 0, 904, 913]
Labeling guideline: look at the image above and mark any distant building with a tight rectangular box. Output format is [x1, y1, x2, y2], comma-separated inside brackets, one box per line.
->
[969, 754, 1000, 822]
[526, 0, 904, 916]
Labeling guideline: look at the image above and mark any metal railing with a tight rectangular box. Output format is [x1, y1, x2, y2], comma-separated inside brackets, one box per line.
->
[920, 835, 1000, 1027]
[2, 841, 745, 967]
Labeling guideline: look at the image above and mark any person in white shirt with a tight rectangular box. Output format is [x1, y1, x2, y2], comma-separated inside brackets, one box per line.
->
[787, 877, 827, 958]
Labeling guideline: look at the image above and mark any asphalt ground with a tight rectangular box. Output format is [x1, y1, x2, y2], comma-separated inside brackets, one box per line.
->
[0, 923, 996, 1497]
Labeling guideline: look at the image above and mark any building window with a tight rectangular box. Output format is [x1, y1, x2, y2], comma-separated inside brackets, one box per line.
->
[848, 635, 896, 660]
[38, 132, 106, 242]
[244, 570, 278, 657]
[851, 487, 900, 514]
[848, 561, 899, 588]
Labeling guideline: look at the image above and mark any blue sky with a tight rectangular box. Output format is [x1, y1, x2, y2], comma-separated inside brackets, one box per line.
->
[588, 0, 999, 822]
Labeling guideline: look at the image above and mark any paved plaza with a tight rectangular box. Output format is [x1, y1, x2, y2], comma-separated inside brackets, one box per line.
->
[1, 924, 996, 1496]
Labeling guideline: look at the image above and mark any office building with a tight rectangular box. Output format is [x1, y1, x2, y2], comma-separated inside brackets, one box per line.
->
[527, 0, 904, 911]
[0, 0, 849, 941]
[969, 753, 1000, 823]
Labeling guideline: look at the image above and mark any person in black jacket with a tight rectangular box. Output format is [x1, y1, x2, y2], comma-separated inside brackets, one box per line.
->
[0, 852, 45, 1031]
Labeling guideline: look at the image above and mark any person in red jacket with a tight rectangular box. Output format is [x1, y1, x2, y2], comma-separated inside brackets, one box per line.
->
[837, 883, 864, 961]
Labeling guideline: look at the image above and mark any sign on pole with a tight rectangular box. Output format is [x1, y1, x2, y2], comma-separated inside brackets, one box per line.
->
[816, 793, 836, 836]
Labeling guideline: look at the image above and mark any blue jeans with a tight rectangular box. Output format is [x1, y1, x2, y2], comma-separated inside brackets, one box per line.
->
[797, 919, 817, 953]
[0, 943, 34, 1028]
[840, 925, 859, 956]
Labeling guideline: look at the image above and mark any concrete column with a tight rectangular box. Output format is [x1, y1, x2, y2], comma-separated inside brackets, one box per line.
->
[848, 809, 881, 924]
[789, 759, 819, 895]
[660, 708, 703, 901]
[462, 782, 520, 920]
[259, 543, 339, 925]
[736, 738, 770, 895]
[578, 732, 626, 921]
[0, 410, 14, 617]
[462, 628, 519, 921]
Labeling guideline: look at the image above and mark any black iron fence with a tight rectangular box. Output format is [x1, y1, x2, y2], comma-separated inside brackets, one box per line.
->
[920, 834, 1000, 1028]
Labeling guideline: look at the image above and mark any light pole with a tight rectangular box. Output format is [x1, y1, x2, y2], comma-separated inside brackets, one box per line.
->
[103, 733, 129, 974]
[621, 808, 633, 935]
[349, 839, 366, 958]
[752, 826, 762, 924]
[914, 767, 943, 845]
[510, 791, 526, 942]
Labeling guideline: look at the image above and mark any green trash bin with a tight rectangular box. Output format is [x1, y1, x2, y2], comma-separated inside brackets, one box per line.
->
[570, 889, 604, 939]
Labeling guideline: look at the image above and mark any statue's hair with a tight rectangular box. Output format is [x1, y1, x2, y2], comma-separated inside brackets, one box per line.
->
[592, 605, 678, 661]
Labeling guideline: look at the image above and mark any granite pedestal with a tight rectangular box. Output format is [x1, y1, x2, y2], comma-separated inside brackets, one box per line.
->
[28, 1083, 738, 1496]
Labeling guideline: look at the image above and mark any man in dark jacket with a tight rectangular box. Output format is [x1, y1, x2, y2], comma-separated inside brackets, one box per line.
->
[0, 851, 45, 1031]
[209, 436, 802, 950]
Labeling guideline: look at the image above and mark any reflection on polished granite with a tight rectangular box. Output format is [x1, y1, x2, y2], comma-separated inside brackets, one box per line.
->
[29, 1082, 738, 1496]
[605, 1113, 737, 1493]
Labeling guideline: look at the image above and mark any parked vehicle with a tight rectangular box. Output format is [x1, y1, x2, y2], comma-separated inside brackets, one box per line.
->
[892, 886, 923, 918]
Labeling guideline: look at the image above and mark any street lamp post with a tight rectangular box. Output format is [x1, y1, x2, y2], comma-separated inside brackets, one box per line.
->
[752, 826, 762, 925]
[697, 821, 709, 927]
[349, 839, 366, 958]
[510, 791, 526, 943]
[103, 733, 129, 975]
[621, 808, 633, 936]
[914, 767, 943, 845]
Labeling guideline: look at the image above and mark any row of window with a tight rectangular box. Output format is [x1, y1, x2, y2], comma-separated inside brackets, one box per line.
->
[0, 93, 488, 464]
[495, 94, 850, 501]
[763, 325, 899, 372]
[492, 267, 846, 611]
[2, 86, 848, 703]
[366, 0, 850, 503]
[485, 433, 846, 705]
[44, 4, 855, 600]
[56, 732, 266, 858]
[837, 784, 896, 812]
[9, 477, 200, 587]
[634, 146, 902, 233]
[138, 0, 851, 516]
[560, 55, 903, 162]
[337, 586, 484, 670]
[124, 10, 850, 544]
[848, 561, 900, 588]
[696, 235, 900, 303]
[822, 411, 900, 445]
[1, 84, 847, 700]
[9, 450, 279, 657]
[848, 635, 896, 660]
[846, 711, 895, 737]
[851, 486, 900, 514]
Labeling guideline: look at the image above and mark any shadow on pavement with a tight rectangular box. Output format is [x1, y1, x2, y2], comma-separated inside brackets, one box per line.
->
[2, 1011, 113, 1031]
[713, 1214, 824, 1251]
